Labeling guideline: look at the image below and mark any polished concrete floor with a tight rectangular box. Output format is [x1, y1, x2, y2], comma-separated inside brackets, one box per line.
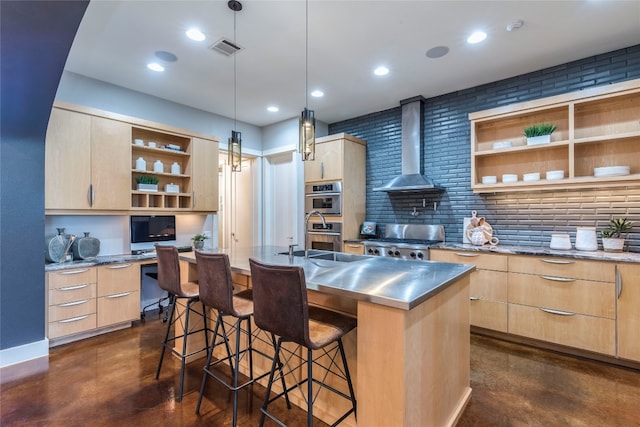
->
[1, 314, 639, 426]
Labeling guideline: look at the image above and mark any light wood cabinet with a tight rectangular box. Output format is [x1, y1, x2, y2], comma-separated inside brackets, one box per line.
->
[45, 109, 130, 210]
[191, 137, 219, 212]
[47, 267, 97, 339]
[507, 255, 616, 355]
[305, 133, 366, 242]
[96, 263, 140, 328]
[617, 263, 640, 362]
[470, 78, 640, 193]
[343, 242, 364, 255]
[429, 249, 508, 332]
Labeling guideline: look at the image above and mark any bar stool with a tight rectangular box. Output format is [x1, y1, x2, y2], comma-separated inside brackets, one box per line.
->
[195, 251, 290, 425]
[154, 245, 209, 402]
[249, 258, 357, 427]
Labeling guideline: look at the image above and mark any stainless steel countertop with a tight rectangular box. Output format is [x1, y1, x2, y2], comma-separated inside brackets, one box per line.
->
[179, 246, 475, 311]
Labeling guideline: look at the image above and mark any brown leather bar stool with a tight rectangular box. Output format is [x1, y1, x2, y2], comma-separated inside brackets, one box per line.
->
[249, 258, 357, 427]
[154, 245, 209, 402]
[193, 251, 274, 425]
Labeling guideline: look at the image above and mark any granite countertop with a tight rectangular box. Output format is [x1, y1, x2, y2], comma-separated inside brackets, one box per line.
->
[179, 246, 475, 311]
[45, 252, 158, 271]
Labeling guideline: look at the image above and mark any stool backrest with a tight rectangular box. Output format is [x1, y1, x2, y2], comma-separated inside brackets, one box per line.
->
[249, 258, 309, 347]
[155, 245, 183, 296]
[195, 251, 236, 315]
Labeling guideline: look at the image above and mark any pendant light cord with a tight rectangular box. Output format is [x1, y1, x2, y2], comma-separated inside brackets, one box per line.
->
[233, 8, 237, 132]
[305, 0, 309, 109]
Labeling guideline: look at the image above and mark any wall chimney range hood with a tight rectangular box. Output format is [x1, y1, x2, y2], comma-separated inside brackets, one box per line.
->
[373, 97, 444, 193]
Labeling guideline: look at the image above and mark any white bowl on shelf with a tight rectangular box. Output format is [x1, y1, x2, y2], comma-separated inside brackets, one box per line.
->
[502, 174, 518, 183]
[492, 141, 512, 150]
[523, 172, 540, 182]
[481, 175, 497, 184]
[594, 165, 630, 177]
[546, 170, 564, 180]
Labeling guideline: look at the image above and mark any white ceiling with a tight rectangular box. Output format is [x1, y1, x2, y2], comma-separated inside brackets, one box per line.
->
[65, 1, 640, 127]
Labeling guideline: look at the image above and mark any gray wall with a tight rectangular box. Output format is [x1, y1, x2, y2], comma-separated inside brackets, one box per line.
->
[0, 1, 88, 351]
[330, 45, 640, 252]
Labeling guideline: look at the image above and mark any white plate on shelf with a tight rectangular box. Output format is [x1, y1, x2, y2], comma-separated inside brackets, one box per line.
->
[594, 166, 630, 177]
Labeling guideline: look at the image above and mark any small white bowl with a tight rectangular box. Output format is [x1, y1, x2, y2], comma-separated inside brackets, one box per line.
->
[594, 166, 630, 177]
[134, 138, 144, 146]
[502, 174, 518, 183]
[482, 176, 497, 184]
[492, 141, 512, 150]
[546, 170, 564, 180]
[523, 172, 540, 182]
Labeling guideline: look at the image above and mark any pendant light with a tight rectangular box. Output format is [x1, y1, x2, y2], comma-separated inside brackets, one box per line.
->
[299, 0, 315, 161]
[228, 0, 242, 172]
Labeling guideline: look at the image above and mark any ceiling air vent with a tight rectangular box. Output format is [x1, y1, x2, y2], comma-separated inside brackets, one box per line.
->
[209, 38, 242, 56]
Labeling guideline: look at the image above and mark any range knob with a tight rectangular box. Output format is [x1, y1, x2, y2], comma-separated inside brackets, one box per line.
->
[394, 250, 400, 256]
[387, 249, 394, 256]
[417, 252, 424, 259]
[367, 248, 374, 254]
[410, 252, 417, 258]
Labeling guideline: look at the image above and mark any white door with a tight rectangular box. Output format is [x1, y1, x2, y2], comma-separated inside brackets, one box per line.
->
[219, 156, 253, 250]
[264, 151, 299, 248]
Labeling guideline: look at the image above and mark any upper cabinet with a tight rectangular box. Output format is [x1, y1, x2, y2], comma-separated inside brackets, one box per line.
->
[46, 102, 219, 214]
[46, 109, 130, 210]
[470, 78, 640, 193]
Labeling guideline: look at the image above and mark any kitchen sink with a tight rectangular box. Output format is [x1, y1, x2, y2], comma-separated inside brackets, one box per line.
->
[278, 250, 365, 263]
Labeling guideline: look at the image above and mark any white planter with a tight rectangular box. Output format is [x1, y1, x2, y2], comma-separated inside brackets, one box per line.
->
[137, 183, 158, 192]
[602, 237, 625, 252]
[526, 135, 551, 146]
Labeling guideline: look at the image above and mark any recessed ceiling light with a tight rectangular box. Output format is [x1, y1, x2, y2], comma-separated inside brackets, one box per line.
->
[155, 51, 178, 62]
[267, 106, 279, 112]
[147, 62, 165, 72]
[186, 28, 206, 42]
[506, 20, 524, 32]
[374, 66, 389, 76]
[467, 31, 487, 44]
[311, 90, 324, 98]
[426, 46, 449, 59]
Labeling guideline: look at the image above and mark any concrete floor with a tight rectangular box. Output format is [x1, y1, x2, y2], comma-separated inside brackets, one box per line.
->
[1, 314, 639, 426]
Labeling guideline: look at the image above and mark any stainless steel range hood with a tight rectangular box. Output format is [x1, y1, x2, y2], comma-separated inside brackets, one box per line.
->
[373, 97, 444, 193]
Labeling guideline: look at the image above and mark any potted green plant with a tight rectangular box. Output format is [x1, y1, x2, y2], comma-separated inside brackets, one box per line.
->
[524, 123, 556, 146]
[600, 217, 633, 252]
[191, 233, 208, 250]
[136, 175, 159, 192]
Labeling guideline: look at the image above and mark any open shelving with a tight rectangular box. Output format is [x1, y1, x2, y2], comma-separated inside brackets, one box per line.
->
[470, 78, 640, 193]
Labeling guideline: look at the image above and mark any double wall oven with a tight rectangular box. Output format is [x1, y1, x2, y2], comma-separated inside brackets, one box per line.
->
[305, 181, 342, 251]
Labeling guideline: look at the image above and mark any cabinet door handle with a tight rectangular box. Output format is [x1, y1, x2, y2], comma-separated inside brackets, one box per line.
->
[59, 299, 90, 307]
[59, 269, 90, 275]
[540, 275, 575, 282]
[193, 191, 197, 208]
[106, 292, 132, 299]
[107, 264, 131, 269]
[454, 252, 479, 257]
[59, 284, 89, 291]
[541, 259, 575, 265]
[616, 267, 622, 299]
[540, 307, 575, 316]
[59, 315, 90, 323]
[320, 162, 324, 180]
[470, 296, 480, 301]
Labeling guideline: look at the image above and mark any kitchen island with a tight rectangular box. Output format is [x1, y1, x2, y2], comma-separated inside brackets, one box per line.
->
[179, 246, 475, 427]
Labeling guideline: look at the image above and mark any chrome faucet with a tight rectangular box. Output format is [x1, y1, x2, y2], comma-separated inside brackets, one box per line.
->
[304, 210, 327, 258]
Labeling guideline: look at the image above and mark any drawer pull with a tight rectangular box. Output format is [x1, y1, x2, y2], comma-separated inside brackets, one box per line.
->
[616, 268, 622, 299]
[346, 244, 361, 248]
[454, 252, 479, 257]
[106, 292, 132, 299]
[59, 299, 90, 307]
[470, 296, 480, 301]
[59, 269, 90, 275]
[59, 315, 90, 323]
[541, 259, 575, 265]
[540, 307, 575, 316]
[107, 264, 131, 269]
[540, 275, 575, 282]
[59, 284, 89, 291]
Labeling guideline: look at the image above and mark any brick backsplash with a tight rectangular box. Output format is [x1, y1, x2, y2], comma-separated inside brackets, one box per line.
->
[330, 45, 640, 252]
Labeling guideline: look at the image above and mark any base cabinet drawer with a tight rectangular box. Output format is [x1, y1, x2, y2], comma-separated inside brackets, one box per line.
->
[48, 282, 96, 306]
[49, 298, 96, 322]
[48, 268, 97, 289]
[48, 313, 97, 339]
[471, 299, 507, 332]
[508, 304, 615, 355]
[97, 291, 140, 328]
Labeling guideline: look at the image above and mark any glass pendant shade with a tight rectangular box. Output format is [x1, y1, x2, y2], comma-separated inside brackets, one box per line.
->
[299, 108, 316, 161]
[228, 130, 242, 172]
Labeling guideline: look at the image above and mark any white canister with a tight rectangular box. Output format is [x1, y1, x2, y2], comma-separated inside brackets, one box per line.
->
[135, 157, 146, 171]
[171, 162, 180, 175]
[154, 160, 164, 173]
[575, 227, 597, 251]
[550, 234, 572, 250]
